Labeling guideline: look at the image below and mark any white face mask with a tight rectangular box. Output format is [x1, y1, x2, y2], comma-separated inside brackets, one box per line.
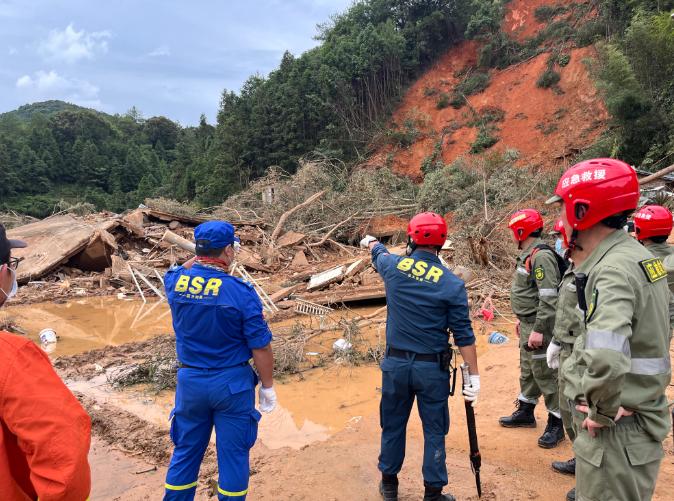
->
[0, 266, 18, 301]
[555, 238, 565, 256]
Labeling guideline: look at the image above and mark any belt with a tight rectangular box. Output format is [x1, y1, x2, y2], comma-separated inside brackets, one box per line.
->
[178, 361, 249, 370]
[387, 347, 441, 363]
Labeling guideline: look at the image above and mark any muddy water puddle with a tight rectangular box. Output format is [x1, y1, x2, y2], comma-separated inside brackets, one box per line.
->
[8, 295, 514, 451]
[3, 297, 387, 357]
[69, 364, 382, 451]
[3, 297, 173, 356]
[262, 364, 382, 448]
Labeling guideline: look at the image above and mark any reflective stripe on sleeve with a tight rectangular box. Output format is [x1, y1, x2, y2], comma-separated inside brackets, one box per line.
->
[531, 353, 547, 360]
[165, 481, 198, 491]
[516, 266, 528, 275]
[585, 330, 630, 356]
[218, 486, 249, 497]
[631, 357, 671, 376]
[538, 288, 558, 297]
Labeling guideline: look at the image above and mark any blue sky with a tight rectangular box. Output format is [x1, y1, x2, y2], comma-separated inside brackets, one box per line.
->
[0, 0, 353, 125]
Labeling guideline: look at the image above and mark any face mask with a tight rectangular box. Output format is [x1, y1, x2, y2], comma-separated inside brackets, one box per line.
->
[555, 238, 565, 257]
[0, 266, 18, 301]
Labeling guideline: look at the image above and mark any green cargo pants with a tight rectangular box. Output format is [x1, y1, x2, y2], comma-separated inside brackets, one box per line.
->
[558, 343, 576, 441]
[571, 411, 664, 501]
[519, 319, 560, 413]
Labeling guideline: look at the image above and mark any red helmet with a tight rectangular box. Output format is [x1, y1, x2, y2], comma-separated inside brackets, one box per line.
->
[408, 212, 447, 247]
[633, 205, 673, 241]
[508, 209, 543, 242]
[551, 219, 568, 247]
[547, 158, 639, 231]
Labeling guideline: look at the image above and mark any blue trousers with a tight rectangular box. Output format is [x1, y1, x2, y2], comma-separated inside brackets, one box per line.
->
[378, 356, 451, 488]
[164, 364, 261, 500]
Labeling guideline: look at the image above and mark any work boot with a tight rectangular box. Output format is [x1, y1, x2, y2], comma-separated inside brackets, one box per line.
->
[423, 483, 456, 501]
[566, 487, 576, 501]
[552, 457, 576, 475]
[498, 400, 536, 428]
[379, 474, 398, 501]
[538, 413, 565, 448]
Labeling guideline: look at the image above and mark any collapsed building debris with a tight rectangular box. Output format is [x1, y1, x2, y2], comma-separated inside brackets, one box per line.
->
[9, 215, 100, 284]
[5, 158, 522, 331]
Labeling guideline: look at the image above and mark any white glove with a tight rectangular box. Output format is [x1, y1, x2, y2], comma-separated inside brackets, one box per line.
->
[258, 386, 277, 413]
[360, 235, 378, 249]
[547, 341, 561, 369]
[462, 375, 481, 407]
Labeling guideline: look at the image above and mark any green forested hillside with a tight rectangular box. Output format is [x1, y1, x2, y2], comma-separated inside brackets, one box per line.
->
[0, 103, 215, 216]
[1, 0, 674, 217]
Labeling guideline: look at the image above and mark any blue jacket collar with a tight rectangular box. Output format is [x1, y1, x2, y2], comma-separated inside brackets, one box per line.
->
[411, 249, 440, 263]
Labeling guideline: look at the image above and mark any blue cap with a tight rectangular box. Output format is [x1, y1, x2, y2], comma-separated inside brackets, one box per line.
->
[194, 221, 239, 252]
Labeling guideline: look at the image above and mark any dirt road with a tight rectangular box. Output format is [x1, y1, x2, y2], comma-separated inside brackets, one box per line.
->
[71, 321, 674, 500]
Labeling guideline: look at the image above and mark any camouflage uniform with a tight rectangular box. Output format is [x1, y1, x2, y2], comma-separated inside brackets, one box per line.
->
[562, 230, 671, 501]
[553, 267, 581, 442]
[510, 239, 560, 413]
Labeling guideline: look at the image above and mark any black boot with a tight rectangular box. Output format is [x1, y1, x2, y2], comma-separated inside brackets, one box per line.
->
[379, 474, 398, 501]
[499, 400, 536, 428]
[423, 483, 456, 501]
[566, 487, 576, 501]
[538, 413, 565, 448]
[552, 457, 576, 475]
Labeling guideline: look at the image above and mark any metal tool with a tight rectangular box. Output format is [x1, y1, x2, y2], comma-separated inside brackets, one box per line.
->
[461, 362, 482, 498]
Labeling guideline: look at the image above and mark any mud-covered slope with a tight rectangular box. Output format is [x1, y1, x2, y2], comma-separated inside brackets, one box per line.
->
[370, 0, 607, 180]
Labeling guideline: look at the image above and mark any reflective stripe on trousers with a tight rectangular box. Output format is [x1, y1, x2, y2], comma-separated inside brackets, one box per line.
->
[218, 487, 248, 497]
[166, 482, 198, 491]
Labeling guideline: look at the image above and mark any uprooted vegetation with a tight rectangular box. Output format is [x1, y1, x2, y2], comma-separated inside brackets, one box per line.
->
[418, 150, 560, 270]
[218, 157, 418, 243]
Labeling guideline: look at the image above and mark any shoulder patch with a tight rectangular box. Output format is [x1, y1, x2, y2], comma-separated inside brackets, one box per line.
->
[639, 258, 667, 283]
[534, 266, 545, 281]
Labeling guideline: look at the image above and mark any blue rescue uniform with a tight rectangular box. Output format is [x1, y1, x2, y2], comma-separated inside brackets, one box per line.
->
[372, 243, 475, 488]
[163, 263, 272, 500]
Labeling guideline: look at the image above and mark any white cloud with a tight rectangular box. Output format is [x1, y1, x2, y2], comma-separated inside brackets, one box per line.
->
[15, 70, 101, 106]
[15, 74, 32, 88]
[147, 45, 170, 57]
[39, 23, 111, 64]
[8, 46, 17, 55]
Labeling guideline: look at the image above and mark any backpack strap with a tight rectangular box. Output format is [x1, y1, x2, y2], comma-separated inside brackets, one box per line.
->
[524, 248, 540, 274]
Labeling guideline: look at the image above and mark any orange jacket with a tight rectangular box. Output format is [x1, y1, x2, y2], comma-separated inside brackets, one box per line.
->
[0, 331, 91, 501]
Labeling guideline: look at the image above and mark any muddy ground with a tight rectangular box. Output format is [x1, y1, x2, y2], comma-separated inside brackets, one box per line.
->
[44, 312, 674, 501]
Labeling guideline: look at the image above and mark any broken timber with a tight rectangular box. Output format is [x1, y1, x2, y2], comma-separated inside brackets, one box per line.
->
[233, 264, 279, 313]
[297, 285, 386, 306]
[307, 265, 345, 291]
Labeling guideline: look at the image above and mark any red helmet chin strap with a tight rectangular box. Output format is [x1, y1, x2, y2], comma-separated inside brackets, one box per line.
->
[196, 256, 230, 270]
[567, 229, 583, 257]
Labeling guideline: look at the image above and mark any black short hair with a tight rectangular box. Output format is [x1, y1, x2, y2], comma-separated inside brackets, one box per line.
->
[196, 246, 226, 258]
[530, 229, 543, 238]
[649, 235, 669, 244]
[601, 211, 632, 229]
[0, 248, 8, 266]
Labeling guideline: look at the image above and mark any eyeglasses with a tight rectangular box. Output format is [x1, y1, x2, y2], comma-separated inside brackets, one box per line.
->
[8, 257, 23, 270]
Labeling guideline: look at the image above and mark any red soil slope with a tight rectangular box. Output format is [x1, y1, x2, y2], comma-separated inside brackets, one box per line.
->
[369, 1, 608, 181]
[504, 0, 552, 41]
